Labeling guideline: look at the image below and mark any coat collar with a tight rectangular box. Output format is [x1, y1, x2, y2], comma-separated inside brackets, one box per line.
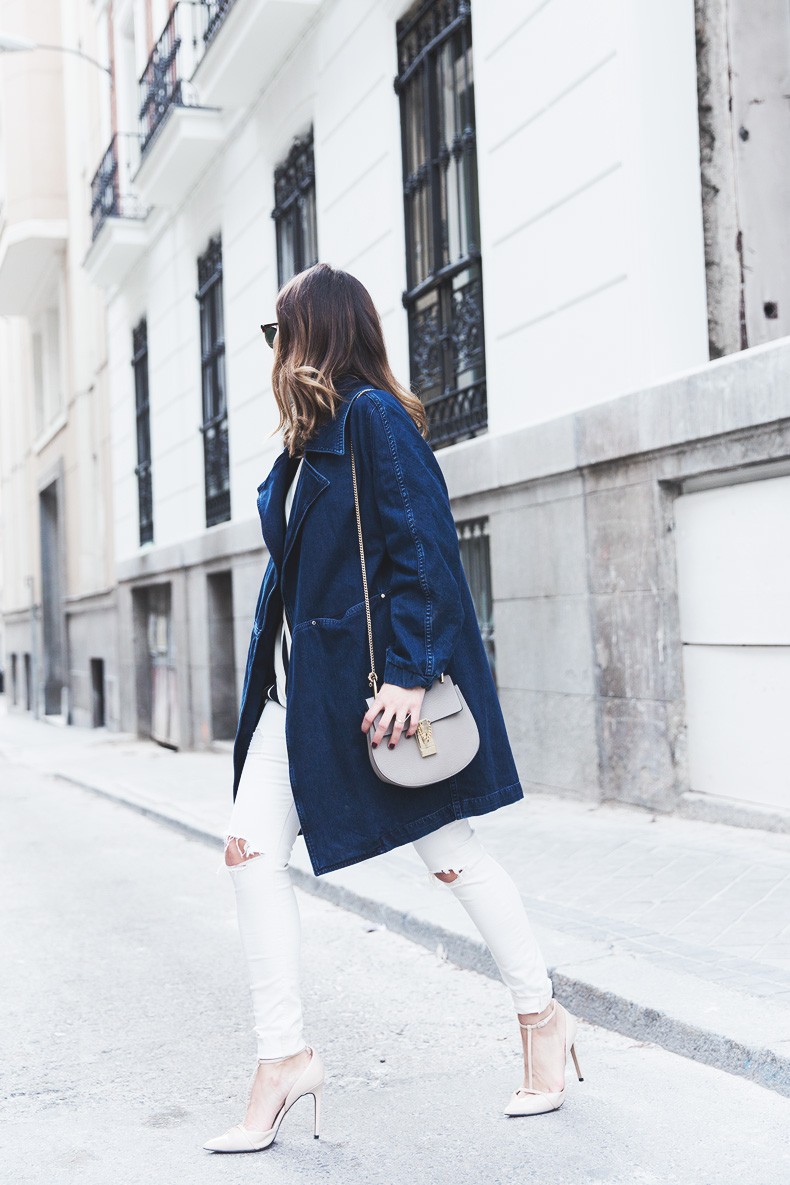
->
[301, 375, 372, 455]
[257, 375, 371, 492]
[256, 377, 371, 575]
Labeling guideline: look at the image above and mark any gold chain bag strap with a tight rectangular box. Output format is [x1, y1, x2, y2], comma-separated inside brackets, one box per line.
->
[349, 417, 479, 788]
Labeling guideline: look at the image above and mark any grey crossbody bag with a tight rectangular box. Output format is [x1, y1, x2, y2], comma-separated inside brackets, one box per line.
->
[349, 426, 479, 788]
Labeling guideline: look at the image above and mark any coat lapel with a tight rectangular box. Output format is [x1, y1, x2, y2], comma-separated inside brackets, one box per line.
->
[256, 448, 292, 573]
[299, 379, 371, 455]
[282, 460, 329, 571]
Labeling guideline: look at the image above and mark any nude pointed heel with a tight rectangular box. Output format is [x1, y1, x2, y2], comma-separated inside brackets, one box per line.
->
[312, 1081, 323, 1138]
[570, 1040, 584, 1082]
[504, 1000, 584, 1117]
[203, 1046, 325, 1153]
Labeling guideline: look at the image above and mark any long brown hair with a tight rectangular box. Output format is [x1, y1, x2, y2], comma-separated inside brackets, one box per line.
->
[270, 263, 427, 455]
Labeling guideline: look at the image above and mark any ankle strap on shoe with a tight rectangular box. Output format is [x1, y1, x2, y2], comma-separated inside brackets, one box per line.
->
[257, 1045, 310, 1064]
[518, 999, 557, 1031]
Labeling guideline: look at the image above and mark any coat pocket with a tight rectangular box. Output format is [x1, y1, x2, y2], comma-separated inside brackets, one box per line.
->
[289, 591, 392, 705]
[291, 589, 390, 633]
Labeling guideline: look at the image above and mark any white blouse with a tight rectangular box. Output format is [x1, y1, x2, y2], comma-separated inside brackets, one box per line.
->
[269, 456, 304, 707]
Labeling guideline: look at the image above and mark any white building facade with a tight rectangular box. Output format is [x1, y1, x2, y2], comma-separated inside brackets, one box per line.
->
[3, 0, 790, 825]
[0, 0, 118, 728]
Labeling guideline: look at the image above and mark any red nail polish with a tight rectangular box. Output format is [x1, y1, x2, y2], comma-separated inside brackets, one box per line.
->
[372, 742, 378, 749]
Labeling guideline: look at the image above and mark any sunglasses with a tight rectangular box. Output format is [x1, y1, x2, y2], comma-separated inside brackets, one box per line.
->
[260, 322, 278, 349]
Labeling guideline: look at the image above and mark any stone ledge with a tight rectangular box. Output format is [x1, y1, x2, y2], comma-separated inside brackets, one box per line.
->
[116, 515, 263, 583]
[441, 337, 790, 501]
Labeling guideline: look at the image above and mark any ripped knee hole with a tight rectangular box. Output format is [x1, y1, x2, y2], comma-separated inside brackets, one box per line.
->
[224, 837, 265, 867]
[434, 869, 462, 883]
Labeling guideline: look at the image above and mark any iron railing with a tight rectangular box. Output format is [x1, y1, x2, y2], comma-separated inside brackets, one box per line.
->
[203, 0, 239, 44]
[89, 133, 146, 240]
[139, 1, 208, 150]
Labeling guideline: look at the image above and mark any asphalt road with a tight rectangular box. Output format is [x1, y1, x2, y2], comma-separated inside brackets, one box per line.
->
[1, 758, 788, 1185]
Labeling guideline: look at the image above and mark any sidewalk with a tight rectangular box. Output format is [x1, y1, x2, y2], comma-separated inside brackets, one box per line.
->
[2, 703, 789, 1096]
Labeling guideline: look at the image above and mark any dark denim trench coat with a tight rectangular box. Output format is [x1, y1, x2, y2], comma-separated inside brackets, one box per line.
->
[232, 377, 524, 875]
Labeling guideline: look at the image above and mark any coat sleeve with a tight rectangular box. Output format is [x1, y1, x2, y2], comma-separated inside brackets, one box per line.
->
[359, 391, 465, 690]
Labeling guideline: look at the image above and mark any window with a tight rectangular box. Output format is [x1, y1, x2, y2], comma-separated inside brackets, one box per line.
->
[132, 318, 153, 546]
[396, 0, 487, 448]
[197, 235, 230, 527]
[457, 517, 495, 685]
[272, 128, 318, 286]
[32, 307, 64, 436]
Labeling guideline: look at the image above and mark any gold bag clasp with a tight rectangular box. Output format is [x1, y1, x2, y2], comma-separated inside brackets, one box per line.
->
[416, 718, 436, 757]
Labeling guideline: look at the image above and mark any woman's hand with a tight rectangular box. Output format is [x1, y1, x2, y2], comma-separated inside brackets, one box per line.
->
[361, 683, 426, 749]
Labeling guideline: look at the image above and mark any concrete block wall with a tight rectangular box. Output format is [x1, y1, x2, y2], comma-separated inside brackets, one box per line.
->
[114, 517, 263, 747]
[442, 337, 790, 821]
[584, 460, 685, 811]
[490, 474, 599, 800]
[66, 595, 120, 731]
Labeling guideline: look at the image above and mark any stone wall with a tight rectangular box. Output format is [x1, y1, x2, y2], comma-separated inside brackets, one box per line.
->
[442, 337, 790, 823]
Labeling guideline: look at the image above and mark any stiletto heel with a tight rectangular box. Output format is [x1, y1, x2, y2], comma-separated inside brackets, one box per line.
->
[312, 1082, 323, 1138]
[204, 1046, 325, 1152]
[504, 1000, 584, 1116]
[570, 1042, 583, 1082]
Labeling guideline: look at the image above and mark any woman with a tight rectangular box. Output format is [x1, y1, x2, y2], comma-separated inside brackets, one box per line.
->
[204, 264, 583, 1154]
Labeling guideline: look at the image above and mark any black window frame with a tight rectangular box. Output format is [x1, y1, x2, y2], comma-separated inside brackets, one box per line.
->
[271, 128, 319, 287]
[132, 318, 154, 546]
[395, 0, 487, 448]
[457, 515, 495, 685]
[196, 235, 231, 528]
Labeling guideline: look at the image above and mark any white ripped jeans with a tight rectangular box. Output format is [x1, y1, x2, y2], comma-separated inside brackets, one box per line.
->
[222, 699, 553, 1060]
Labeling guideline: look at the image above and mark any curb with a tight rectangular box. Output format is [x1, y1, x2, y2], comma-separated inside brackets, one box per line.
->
[57, 772, 790, 1099]
[677, 790, 790, 836]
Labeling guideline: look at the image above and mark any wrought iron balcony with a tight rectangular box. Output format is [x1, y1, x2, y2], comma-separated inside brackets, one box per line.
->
[191, 0, 320, 110]
[83, 133, 148, 287]
[139, 1, 209, 150]
[89, 134, 146, 240]
[406, 259, 488, 447]
[203, 0, 238, 44]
